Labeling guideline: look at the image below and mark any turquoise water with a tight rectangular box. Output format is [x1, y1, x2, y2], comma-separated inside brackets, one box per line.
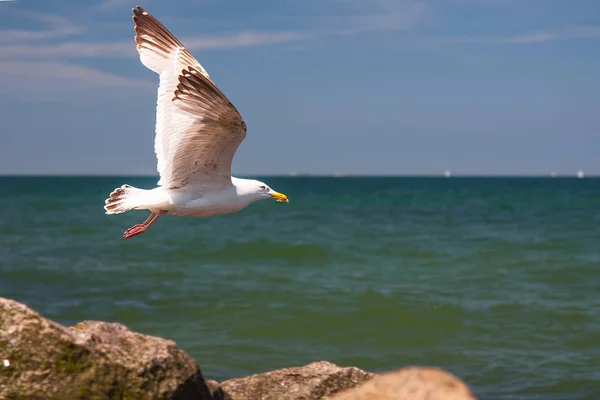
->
[1, 176, 599, 399]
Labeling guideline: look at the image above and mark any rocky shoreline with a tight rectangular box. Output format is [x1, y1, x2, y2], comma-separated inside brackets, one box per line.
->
[0, 297, 476, 399]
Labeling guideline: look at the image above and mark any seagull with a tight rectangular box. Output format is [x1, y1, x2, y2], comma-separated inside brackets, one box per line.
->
[104, 6, 289, 240]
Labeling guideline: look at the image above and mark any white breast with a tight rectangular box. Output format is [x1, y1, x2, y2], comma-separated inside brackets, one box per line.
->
[167, 186, 246, 217]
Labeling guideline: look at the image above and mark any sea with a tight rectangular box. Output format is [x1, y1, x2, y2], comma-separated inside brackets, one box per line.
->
[1, 176, 599, 399]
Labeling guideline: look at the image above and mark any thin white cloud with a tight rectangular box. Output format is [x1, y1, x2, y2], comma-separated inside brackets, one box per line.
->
[310, 0, 429, 35]
[0, 60, 152, 100]
[97, 0, 139, 10]
[184, 31, 304, 49]
[0, 0, 424, 60]
[444, 26, 600, 45]
[0, 31, 303, 60]
[0, 6, 307, 100]
[0, 12, 83, 43]
[0, 0, 427, 60]
[561, 26, 600, 40]
[0, 41, 132, 59]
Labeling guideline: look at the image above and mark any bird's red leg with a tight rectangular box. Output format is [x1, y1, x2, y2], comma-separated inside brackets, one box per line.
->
[123, 211, 164, 240]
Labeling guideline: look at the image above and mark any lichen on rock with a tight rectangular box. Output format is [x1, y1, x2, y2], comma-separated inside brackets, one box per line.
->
[0, 297, 213, 400]
[219, 360, 374, 400]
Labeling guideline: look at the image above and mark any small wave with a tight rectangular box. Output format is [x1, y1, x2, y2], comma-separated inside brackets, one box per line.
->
[173, 239, 332, 263]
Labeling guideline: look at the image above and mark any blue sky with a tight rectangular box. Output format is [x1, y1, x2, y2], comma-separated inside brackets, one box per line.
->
[0, 0, 598, 176]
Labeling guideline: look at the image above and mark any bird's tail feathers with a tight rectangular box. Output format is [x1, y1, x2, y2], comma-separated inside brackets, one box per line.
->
[104, 184, 149, 214]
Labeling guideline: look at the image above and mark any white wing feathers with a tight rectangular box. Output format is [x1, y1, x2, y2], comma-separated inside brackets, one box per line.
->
[132, 6, 210, 79]
[132, 6, 246, 189]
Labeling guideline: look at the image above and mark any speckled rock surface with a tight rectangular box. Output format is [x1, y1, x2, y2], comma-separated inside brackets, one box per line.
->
[220, 361, 374, 400]
[328, 366, 477, 400]
[0, 297, 213, 400]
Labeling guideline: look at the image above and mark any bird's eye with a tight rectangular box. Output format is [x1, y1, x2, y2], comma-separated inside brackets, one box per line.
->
[260, 185, 266, 190]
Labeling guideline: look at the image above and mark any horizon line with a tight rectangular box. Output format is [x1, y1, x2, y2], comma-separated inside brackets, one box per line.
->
[0, 173, 597, 178]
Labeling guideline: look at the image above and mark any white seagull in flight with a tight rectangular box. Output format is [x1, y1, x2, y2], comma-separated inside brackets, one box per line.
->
[104, 6, 289, 240]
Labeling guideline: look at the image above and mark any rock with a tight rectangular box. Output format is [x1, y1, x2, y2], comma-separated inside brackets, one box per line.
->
[0, 297, 477, 400]
[205, 379, 228, 400]
[328, 366, 477, 400]
[220, 360, 374, 400]
[0, 297, 214, 400]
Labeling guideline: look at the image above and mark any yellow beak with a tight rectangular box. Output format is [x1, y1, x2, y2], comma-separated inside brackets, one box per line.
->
[270, 192, 289, 203]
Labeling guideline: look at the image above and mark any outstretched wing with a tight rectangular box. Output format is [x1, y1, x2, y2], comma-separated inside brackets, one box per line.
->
[132, 6, 246, 189]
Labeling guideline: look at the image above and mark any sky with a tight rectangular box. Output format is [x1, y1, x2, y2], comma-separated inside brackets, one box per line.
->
[0, 0, 598, 177]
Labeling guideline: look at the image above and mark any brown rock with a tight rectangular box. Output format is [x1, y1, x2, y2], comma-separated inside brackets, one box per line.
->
[220, 360, 374, 400]
[205, 379, 228, 400]
[0, 297, 477, 400]
[328, 366, 477, 400]
[0, 297, 214, 400]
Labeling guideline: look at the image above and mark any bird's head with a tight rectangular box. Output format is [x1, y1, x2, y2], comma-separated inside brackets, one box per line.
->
[234, 178, 289, 203]
[255, 180, 289, 203]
